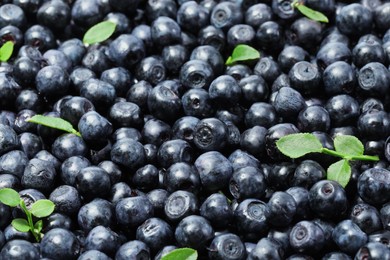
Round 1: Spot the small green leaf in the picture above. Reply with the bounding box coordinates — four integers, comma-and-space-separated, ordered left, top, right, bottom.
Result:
11, 218, 30, 232
83, 21, 116, 45
161, 248, 198, 260
0, 188, 20, 207
27, 115, 80, 136
334, 135, 364, 157
295, 3, 329, 23
34, 220, 43, 233
0, 41, 14, 62
276, 133, 323, 159
30, 200, 55, 218
225, 44, 260, 66
327, 159, 351, 188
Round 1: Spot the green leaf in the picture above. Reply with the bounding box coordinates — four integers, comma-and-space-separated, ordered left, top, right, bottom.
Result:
0, 188, 20, 207
161, 248, 198, 260
83, 21, 117, 45
27, 115, 80, 136
34, 220, 43, 233
225, 44, 260, 65
295, 3, 329, 23
0, 41, 14, 62
11, 218, 31, 232
276, 133, 323, 159
334, 135, 364, 157
30, 200, 55, 218
327, 159, 351, 188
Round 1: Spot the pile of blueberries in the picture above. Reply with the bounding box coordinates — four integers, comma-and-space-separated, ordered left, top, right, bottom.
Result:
1, 0, 390, 259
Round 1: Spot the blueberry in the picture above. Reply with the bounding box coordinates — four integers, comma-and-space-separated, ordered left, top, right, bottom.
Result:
355, 242, 390, 260
75, 166, 111, 200
174, 215, 214, 250
78, 111, 113, 149
191, 45, 224, 76
77, 198, 114, 233
115, 240, 150, 260
180, 59, 214, 89
60, 156, 91, 186
78, 250, 111, 260
199, 193, 233, 230
273, 86, 306, 119
255, 21, 285, 54
195, 151, 233, 192
84, 225, 121, 257
115, 195, 154, 228
42, 213, 73, 232
80, 79, 116, 112
151, 16, 181, 47
291, 160, 326, 189
164, 162, 200, 193
289, 61, 322, 96
325, 94, 360, 127
247, 237, 284, 260
40, 228, 80, 260
336, 3, 373, 38
24, 24, 56, 52
49, 185, 81, 216
266, 191, 297, 227
142, 118, 171, 147
358, 62, 390, 97
177, 1, 209, 33
147, 85, 182, 123
108, 34, 145, 69
136, 218, 173, 253
254, 56, 281, 84
208, 233, 246, 260
245, 3, 272, 28
146, 188, 169, 217
0, 150, 28, 179
51, 134, 88, 162
82, 47, 112, 75
316, 42, 352, 69
332, 219, 368, 255
290, 220, 326, 254
209, 75, 242, 106
234, 199, 269, 241
0, 239, 40, 260
111, 138, 145, 171
101, 67, 132, 99
271, 0, 297, 20
309, 180, 348, 220
164, 190, 198, 223
288, 18, 323, 52
145, 0, 177, 22
350, 203, 383, 235
210, 2, 243, 32
358, 167, 390, 206
229, 166, 266, 200
21, 158, 56, 192
198, 25, 226, 52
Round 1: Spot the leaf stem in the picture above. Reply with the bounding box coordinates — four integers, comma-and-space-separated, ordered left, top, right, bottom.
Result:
320, 148, 345, 159
349, 154, 380, 162
20, 200, 40, 242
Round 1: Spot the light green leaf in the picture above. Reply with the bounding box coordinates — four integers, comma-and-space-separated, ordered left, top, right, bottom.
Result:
327, 159, 351, 188
30, 200, 55, 218
83, 21, 117, 45
34, 220, 43, 233
27, 115, 80, 136
276, 133, 323, 159
0, 41, 14, 62
334, 135, 364, 157
161, 248, 198, 260
295, 3, 329, 23
0, 188, 20, 207
11, 218, 30, 232
225, 44, 260, 66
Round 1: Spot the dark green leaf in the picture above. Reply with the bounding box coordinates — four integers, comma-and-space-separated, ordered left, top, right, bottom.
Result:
34, 220, 43, 233
225, 44, 260, 65
11, 218, 30, 232
327, 159, 351, 188
334, 135, 364, 157
83, 21, 116, 45
30, 200, 55, 218
0, 41, 14, 62
0, 188, 20, 207
276, 133, 323, 159
295, 4, 329, 23
161, 248, 198, 260
27, 115, 80, 136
